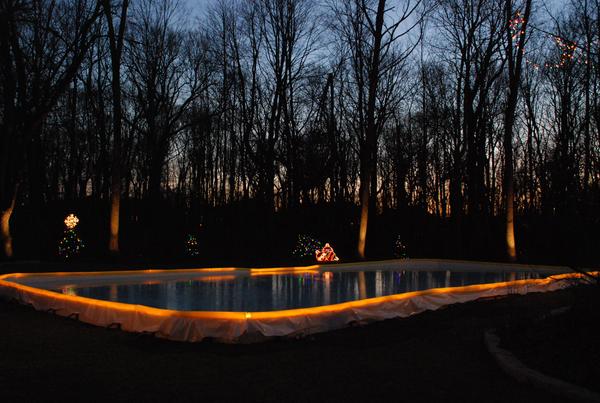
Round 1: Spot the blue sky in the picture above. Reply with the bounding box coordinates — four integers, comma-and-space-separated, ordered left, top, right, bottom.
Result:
182, 0, 565, 31
183, 0, 211, 20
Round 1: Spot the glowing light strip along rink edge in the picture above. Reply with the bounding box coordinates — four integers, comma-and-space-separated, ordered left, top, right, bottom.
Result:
0, 260, 596, 343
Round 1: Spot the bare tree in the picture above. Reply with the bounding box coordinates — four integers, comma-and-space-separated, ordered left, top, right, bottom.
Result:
433, 0, 506, 254
332, 0, 422, 258
102, 0, 129, 256
503, 0, 532, 261
0, 0, 102, 258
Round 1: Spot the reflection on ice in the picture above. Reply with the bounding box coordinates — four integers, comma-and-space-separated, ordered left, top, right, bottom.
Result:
56, 269, 541, 312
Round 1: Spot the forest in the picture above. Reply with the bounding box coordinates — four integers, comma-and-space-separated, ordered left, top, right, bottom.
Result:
0, 0, 599, 265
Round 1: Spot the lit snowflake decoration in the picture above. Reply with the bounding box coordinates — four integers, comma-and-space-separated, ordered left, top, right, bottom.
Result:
64, 214, 79, 229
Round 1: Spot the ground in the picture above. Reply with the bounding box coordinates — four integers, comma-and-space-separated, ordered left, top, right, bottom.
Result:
1, 284, 592, 402
500, 284, 600, 394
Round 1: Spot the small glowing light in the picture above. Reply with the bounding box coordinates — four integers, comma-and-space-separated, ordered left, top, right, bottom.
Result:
293, 234, 322, 259
394, 235, 409, 259
61, 286, 77, 296
245, 312, 252, 319
64, 214, 79, 229
315, 243, 340, 262
185, 234, 200, 257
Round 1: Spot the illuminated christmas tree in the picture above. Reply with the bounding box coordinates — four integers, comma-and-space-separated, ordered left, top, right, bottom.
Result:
394, 235, 408, 259
293, 234, 322, 259
185, 234, 200, 257
58, 214, 85, 259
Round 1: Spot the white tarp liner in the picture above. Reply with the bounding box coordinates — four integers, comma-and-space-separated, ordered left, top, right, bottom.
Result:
0, 260, 593, 343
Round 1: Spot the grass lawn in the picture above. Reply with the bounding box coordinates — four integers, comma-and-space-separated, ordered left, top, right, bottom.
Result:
1, 281, 590, 402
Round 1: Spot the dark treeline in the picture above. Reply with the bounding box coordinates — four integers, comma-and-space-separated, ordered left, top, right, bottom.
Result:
1, 0, 599, 265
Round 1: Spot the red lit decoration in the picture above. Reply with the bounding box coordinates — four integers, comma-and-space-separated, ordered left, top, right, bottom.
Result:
315, 243, 339, 262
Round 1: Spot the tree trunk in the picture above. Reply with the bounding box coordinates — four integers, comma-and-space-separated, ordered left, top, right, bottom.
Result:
358, 156, 370, 258
1, 185, 17, 258
503, 0, 531, 262
103, 0, 129, 256
357, 0, 386, 259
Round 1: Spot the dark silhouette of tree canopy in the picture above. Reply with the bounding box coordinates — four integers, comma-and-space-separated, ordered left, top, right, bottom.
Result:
1, 0, 599, 265
1, 0, 103, 257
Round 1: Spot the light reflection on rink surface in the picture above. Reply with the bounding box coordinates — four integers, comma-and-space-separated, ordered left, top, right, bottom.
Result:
55, 269, 542, 312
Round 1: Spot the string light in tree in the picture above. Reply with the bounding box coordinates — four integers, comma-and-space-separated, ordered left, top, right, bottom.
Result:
510, 11, 526, 42
549, 35, 579, 68
524, 35, 579, 70
509, 11, 592, 71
